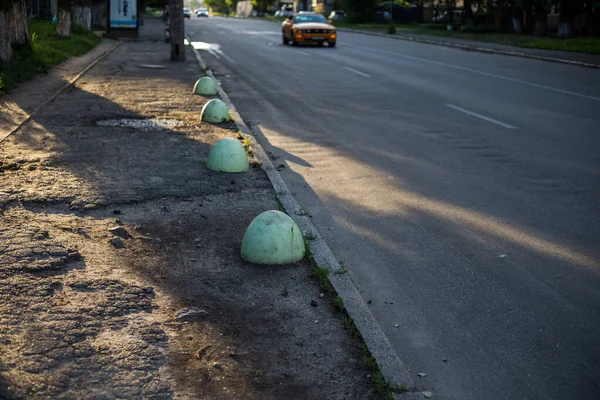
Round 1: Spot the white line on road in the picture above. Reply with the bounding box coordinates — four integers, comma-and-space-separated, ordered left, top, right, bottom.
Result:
207, 49, 220, 59
446, 104, 518, 129
297, 50, 312, 56
343, 44, 600, 101
344, 66, 370, 78
214, 49, 236, 64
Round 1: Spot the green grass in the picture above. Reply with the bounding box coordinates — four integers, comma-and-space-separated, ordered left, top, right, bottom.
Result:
417, 27, 600, 55
142, 7, 163, 17
0, 19, 101, 94
211, 12, 236, 17
304, 243, 398, 399
337, 20, 600, 55
303, 232, 317, 241
331, 21, 391, 31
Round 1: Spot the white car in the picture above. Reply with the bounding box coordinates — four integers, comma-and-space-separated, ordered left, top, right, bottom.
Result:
274, 6, 293, 18
197, 8, 209, 17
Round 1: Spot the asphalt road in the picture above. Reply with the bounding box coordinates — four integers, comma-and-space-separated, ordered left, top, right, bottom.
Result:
186, 17, 600, 400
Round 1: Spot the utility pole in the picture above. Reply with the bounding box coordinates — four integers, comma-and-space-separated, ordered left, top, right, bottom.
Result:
169, 0, 185, 61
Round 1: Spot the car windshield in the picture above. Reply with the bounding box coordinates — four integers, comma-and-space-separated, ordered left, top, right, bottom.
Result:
294, 15, 327, 24
199, 8, 207, 11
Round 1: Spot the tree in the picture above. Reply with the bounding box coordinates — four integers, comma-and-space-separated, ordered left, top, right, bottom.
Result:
226, 0, 239, 15
443, 0, 456, 25
557, 0, 576, 37
0, 1, 14, 63
0, 0, 29, 63
57, 0, 72, 37
73, 0, 92, 31
532, 0, 552, 36
341, 0, 376, 23
251, 0, 269, 15
205, 0, 228, 13
464, 0, 474, 26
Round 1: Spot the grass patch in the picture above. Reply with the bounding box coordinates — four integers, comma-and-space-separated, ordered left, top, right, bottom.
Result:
332, 21, 390, 31
0, 19, 101, 95
212, 12, 236, 17
359, 342, 393, 399
333, 295, 345, 312
303, 232, 317, 241
304, 243, 397, 399
335, 19, 600, 55
517, 36, 600, 54
419, 27, 600, 54
142, 7, 163, 17
310, 265, 334, 293
393, 24, 600, 55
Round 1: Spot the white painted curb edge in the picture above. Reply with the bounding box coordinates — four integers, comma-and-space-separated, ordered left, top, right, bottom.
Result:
187, 37, 415, 393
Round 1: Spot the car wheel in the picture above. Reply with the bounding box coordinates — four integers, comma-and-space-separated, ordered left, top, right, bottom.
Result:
329, 41, 336, 48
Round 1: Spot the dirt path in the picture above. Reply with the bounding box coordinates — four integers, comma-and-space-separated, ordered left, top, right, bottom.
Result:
0, 23, 379, 400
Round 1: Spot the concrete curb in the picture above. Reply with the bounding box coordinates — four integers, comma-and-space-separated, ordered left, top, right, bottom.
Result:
337, 27, 600, 69
187, 37, 415, 393
0, 40, 123, 144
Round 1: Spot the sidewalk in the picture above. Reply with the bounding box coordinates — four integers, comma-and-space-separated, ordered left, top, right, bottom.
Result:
0, 19, 379, 399
338, 27, 600, 68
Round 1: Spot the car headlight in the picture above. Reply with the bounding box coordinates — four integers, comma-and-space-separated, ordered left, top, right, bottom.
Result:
330, 29, 335, 33
297, 29, 303, 34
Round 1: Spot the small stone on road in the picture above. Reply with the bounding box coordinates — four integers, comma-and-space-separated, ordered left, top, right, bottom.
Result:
109, 237, 125, 248
175, 307, 208, 322
108, 226, 129, 238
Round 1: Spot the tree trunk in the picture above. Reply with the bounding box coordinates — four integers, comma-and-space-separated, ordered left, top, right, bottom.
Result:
57, 0, 71, 38
8, 0, 29, 46
534, 17, 547, 36
558, 0, 575, 38
73, 4, 92, 30
169, 0, 185, 61
494, 3, 503, 31
91, 0, 106, 29
0, 10, 13, 63
464, 0, 474, 26
512, 3, 523, 34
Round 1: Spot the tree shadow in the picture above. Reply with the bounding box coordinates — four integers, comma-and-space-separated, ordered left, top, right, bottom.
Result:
0, 40, 377, 398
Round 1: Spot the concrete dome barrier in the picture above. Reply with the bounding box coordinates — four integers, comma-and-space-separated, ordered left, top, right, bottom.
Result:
241, 210, 305, 265
193, 77, 218, 96
206, 137, 249, 172
201, 99, 231, 123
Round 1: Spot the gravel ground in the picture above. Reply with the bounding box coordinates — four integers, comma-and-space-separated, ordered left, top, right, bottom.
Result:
0, 21, 380, 400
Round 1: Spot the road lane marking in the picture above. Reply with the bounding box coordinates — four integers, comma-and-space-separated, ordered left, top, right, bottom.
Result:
297, 50, 311, 56
215, 49, 236, 64
446, 104, 517, 129
243, 31, 279, 35
344, 66, 370, 78
343, 43, 600, 101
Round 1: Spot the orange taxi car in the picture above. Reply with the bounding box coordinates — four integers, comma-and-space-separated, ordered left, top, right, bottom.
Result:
282, 12, 337, 47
